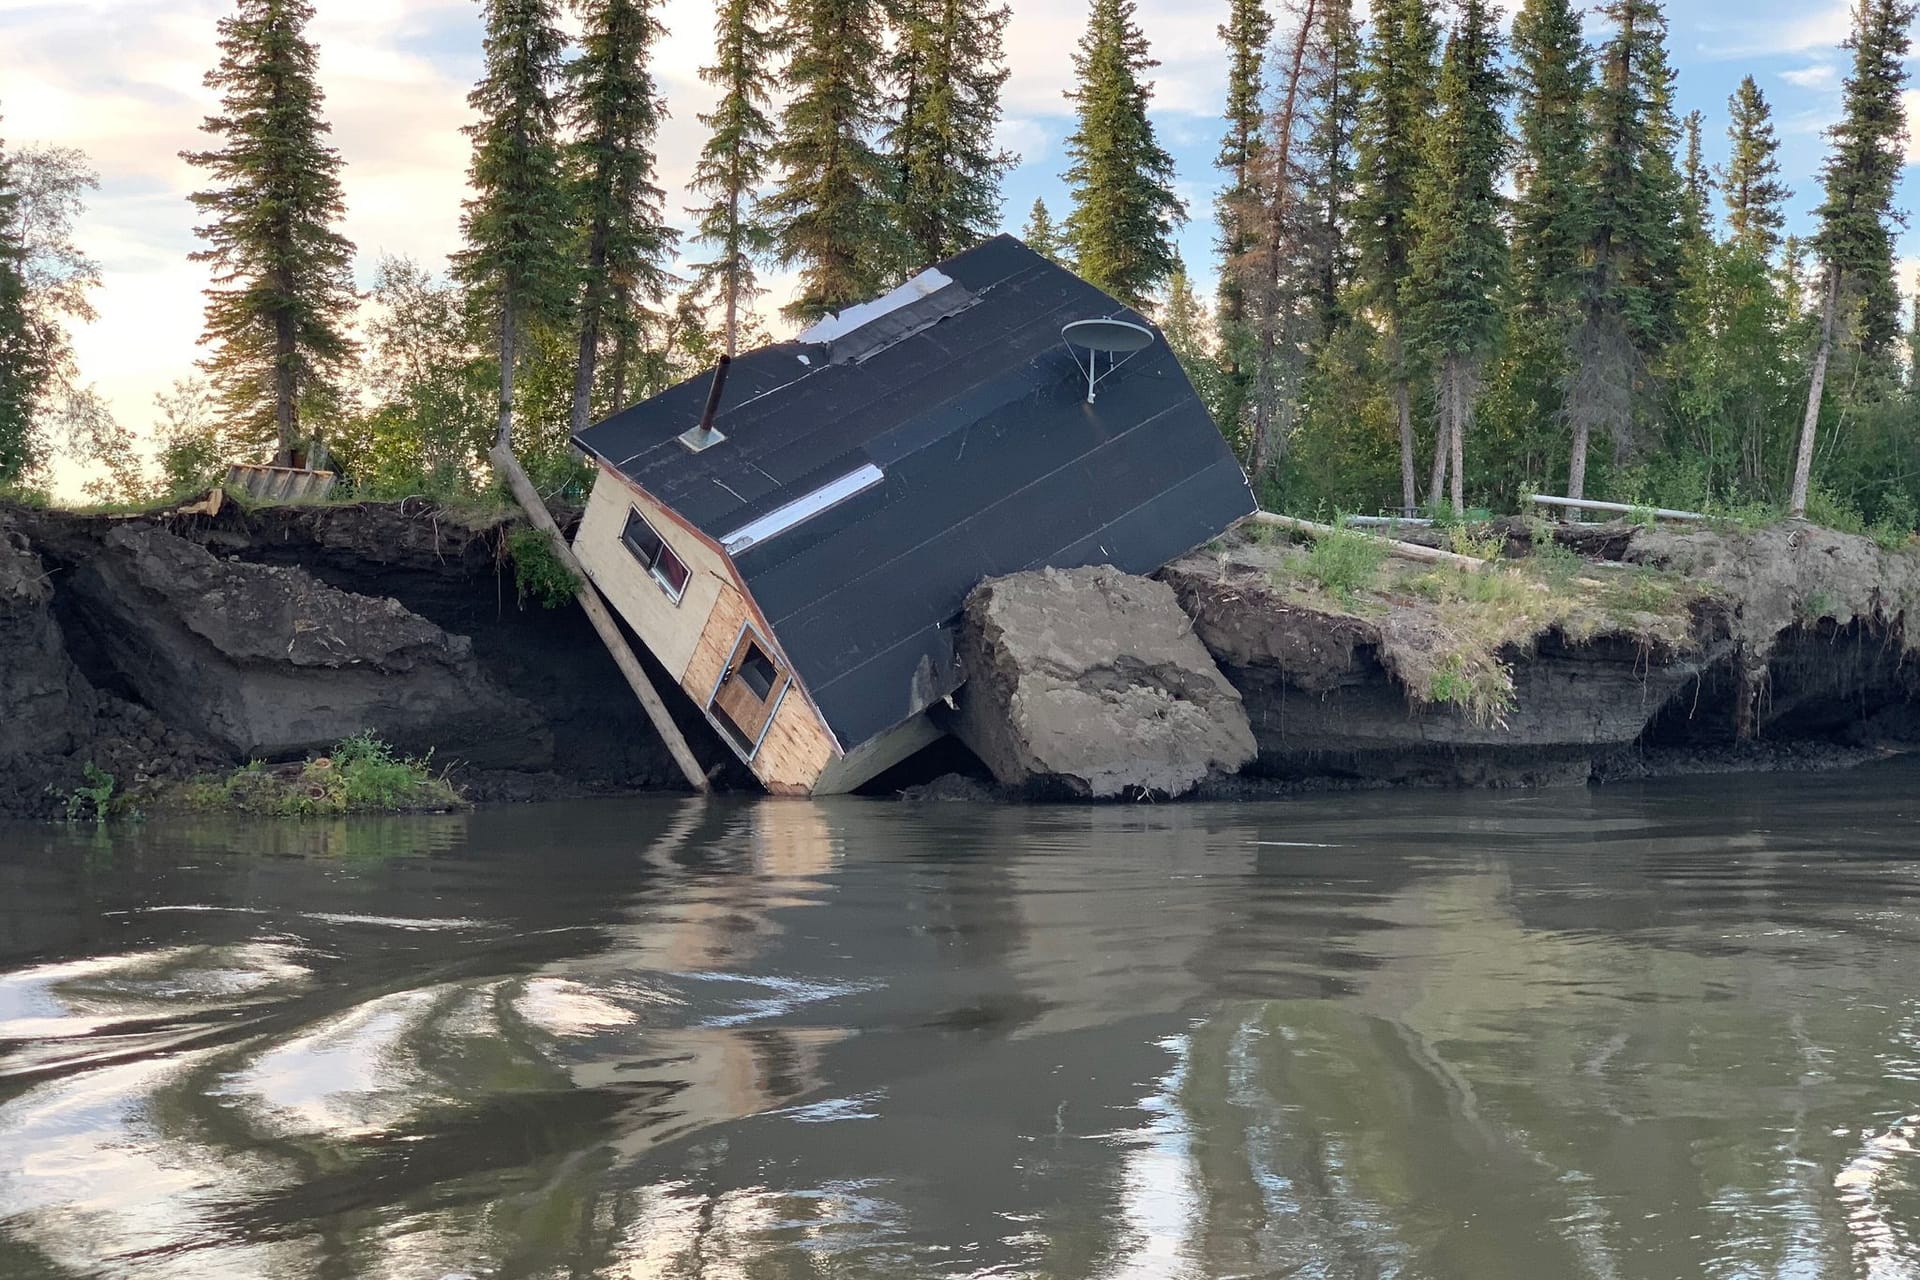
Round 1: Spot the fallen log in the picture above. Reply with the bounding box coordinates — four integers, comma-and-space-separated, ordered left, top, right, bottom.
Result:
1246, 510, 1490, 571
490, 442, 709, 792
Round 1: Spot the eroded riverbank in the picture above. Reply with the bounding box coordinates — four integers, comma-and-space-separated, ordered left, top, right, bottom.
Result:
1, 498, 1916, 816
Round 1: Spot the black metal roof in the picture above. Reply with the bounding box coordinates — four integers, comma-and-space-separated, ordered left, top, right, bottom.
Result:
573, 235, 1255, 750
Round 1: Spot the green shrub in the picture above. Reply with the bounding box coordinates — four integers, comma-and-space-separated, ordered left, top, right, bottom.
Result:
1303, 526, 1389, 600
505, 525, 581, 609
62, 763, 117, 823
175, 734, 465, 817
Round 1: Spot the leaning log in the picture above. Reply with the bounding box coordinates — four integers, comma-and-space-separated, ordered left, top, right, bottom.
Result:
489, 442, 710, 792
1245, 511, 1490, 571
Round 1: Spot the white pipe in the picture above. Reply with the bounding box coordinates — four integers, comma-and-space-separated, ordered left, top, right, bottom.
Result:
1526, 494, 1707, 522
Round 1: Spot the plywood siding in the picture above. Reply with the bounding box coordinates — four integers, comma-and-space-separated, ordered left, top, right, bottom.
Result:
686, 587, 838, 795
573, 469, 731, 682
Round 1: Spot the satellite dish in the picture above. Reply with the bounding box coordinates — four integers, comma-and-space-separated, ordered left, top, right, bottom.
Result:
1061, 318, 1156, 402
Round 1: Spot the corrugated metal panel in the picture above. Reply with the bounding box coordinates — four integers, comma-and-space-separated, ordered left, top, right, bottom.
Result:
226, 464, 337, 504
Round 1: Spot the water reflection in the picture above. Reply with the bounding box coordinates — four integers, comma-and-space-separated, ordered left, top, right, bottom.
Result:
0, 769, 1917, 1277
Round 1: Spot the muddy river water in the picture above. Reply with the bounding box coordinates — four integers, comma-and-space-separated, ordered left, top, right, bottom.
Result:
3, 764, 1920, 1278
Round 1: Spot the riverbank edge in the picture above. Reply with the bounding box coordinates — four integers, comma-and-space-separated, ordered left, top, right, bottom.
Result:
2, 499, 1916, 820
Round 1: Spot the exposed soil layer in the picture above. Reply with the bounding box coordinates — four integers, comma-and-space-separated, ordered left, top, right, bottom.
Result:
1, 501, 743, 819
1162, 520, 1920, 789
3, 500, 1916, 818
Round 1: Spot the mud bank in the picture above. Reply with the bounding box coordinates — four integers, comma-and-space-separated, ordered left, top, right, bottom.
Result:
1162, 521, 1920, 789
1, 501, 1915, 818
0, 501, 745, 820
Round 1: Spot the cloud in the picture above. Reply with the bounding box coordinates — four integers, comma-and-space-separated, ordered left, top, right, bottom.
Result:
1698, 2, 1852, 59
1780, 63, 1840, 91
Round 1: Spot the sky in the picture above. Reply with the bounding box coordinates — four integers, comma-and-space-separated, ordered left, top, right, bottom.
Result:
0, 0, 1915, 495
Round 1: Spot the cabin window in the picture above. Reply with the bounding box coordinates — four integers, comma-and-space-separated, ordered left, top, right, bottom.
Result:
709, 628, 790, 757
621, 509, 689, 602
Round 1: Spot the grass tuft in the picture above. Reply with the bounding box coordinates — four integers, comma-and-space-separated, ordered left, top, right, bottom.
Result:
173, 733, 466, 817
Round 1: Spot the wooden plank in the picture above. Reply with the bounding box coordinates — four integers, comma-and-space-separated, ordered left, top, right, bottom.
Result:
1245, 511, 1490, 571
489, 442, 709, 792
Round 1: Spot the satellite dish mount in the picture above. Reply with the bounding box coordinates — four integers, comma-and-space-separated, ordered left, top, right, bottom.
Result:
1061, 318, 1155, 403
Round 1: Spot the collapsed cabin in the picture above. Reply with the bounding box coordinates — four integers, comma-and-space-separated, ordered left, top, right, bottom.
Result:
569, 235, 1254, 795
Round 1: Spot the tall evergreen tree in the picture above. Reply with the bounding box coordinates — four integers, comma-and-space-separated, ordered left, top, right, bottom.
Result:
1791, 0, 1916, 517
1509, 0, 1590, 314
1406, 0, 1507, 514
1563, 0, 1684, 500
1062, 0, 1186, 308
1717, 76, 1789, 258
886, 0, 1014, 270
686, 0, 780, 355
565, 0, 675, 432
1353, 0, 1439, 512
455, 0, 574, 452
0, 123, 38, 484
767, 0, 895, 321
1304, 0, 1363, 341
1681, 109, 1713, 242
1214, 0, 1274, 436
1022, 196, 1066, 262
182, 0, 357, 462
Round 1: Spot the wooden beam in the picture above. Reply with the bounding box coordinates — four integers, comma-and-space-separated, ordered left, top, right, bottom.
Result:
1526, 494, 1706, 522
490, 443, 710, 792
1246, 510, 1491, 571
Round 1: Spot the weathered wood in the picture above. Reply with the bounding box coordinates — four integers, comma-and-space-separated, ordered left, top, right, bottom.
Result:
1344, 514, 1433, 529
1526, 494, 1706, 522
489, 442, 709, 792
1246, 510, 1490, 571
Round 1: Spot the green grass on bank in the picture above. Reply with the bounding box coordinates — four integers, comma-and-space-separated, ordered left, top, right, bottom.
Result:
168, 733, 466, 818
1233, 517, 1703, 729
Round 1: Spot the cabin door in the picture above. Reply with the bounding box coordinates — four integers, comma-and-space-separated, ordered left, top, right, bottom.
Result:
709, 628, 790, 756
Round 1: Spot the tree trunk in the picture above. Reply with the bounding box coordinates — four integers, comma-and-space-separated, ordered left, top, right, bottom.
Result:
496, 301, 517, 451
609, 284, 632, 412
1567, 417, 1590, 506
1790, 269, 1840, 519
1426, 391, 1449, 512
723, 185, 743, 357
275, 292, 298, 466
1449, 366, 1466, 517
1394, 376, 1416, 515
570, 302, 600, 440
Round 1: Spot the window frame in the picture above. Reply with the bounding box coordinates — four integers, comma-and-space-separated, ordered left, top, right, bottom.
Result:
620, 508, 690, 604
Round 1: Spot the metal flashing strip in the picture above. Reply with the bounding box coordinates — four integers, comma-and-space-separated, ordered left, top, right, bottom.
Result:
721, 463, 885, 554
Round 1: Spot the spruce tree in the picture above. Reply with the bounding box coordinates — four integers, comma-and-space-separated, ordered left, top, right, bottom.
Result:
1304, 0, 1363, 339
455, 0, 574, 452
182, 0, 357, 463
1214, 0, 1273, 435
1022, 197, 1066, 262
767, 0, 895, 321
1353, 0, 1439, 512
1717, 76, 1789, 258
686, 0, 780, 355
0, 124, 38, 484
1509, 0, 1590, 315
1563, 0, 1684, 501
1791, 0, 1916, 517
886, 0, 1014, 270
1062, 0, 1186, 308
1681, 109, 1713, 243
1406, 0, 1507, 514
565, 0, 675, 432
